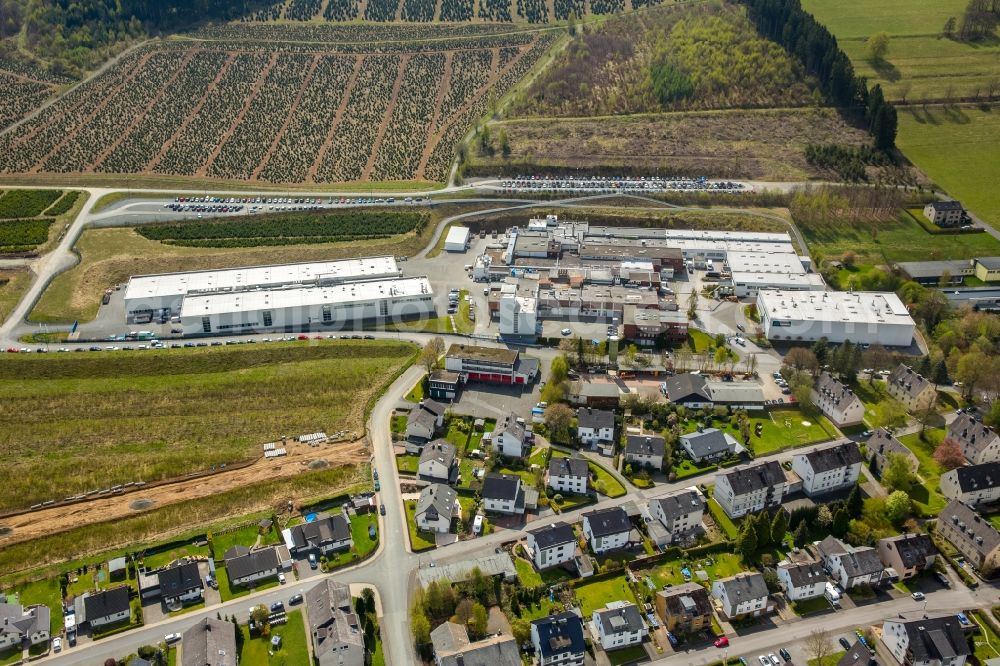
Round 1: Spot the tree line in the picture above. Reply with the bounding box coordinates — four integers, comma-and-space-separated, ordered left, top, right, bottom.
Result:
737, 0, 898, 149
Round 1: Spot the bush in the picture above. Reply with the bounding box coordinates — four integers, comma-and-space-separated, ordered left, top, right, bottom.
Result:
0, 218, 54, 252
0, 190, 62, 218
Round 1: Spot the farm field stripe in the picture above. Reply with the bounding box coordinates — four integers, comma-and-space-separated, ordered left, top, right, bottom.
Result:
417, 42, 528, 175
362, 55, 412, 181
395, 0, 405, 21
23, 51, 157, 172
307, 54, 365, 183
433, 0, 443, 20
197, 51, 280, 178
0, 69, 58, 87
251, 54, 323, 181
144, 52, 238, 173
416, 51, 454, 181
86, 49, 198, 174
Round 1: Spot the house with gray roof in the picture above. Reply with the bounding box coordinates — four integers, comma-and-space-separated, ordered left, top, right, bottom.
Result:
662, 374, 712, 408
547, 456, 589, 495
924, 199, 967, 226
576, 407, 615, 447
839, 640, 884, 666
941, 461, 1000, 505
881, 614, 970, 666
624, 434, 665, 471
812, 371, 865, 428
492, 412, 529, 458
713, 460, 787, 519
414, 483, 459, 533
867, 428, 918, 477
223, 545, 280, 587
482, 473, 537, 515
418, 440, 458, 484
430, 622, 520, 666
591, 602, 647, 651
948, 413, 1000, 465
406, 400, 447, 443
649, 487, 704, 544
181, 617, 237, 666
886, 364, 937, 414
582, 507, 632, 554
305, 579, 364, 666
288, 513, 353, 555
156, 561, 203, 606
936, 499, 1000, 576
897, 259, 973, 285
527, 522, 577, 571
776, 559, 826, 601
0, 602, 50, 650
791, 440, 862, 496
822, 539, 884, 590
680, 428, 739, 463
711, 572, 770, 619
83, 586, 131, 628
877, 533, 936, 580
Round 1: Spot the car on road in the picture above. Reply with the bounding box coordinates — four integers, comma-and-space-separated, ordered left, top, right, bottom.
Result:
561, 328, 572, 335
289, 593, 304, 605
308, 553, 318, 570
165, 633, 181, 644
768, 654, 780, 666
374, 480, 381, 491
758, 656, 770, 666
278, 572, 286, 584
911, 591, 925, 601
714, 637, 729, 648
779, 648, 791, 662
53, 637, 62, 652
380, 503, 386, 515
270, 601, 284, 612
839, 637, 852, 650
736, 324, 745, 332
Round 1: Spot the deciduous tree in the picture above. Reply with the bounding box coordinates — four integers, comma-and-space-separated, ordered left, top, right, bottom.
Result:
934, 437, 967, 470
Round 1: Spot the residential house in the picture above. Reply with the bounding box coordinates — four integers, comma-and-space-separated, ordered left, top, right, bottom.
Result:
0, 603, 49, 650
881, 615, 970, 666
414, 484, 459, 533
531, 611, 586, 666
624, 434, 665, 471
157, 561, 203, 606
680, 428, 739, 464
649, 487, 704, 544
812, 372, 865, 428
305, 579, 365, 666
582, 507, 632, 554
791, 440, 863, 497
288, 514, 353, 555
181, 617, 237, 666
839, 641, 884, 666
704, 381, 766, 410
662, 374, 712, 409
776, 559, 826, 601
547, 456, 589, 495
568, 381, 622, 409
223, 545, 280, 587
713, 460, 787, 519
936, 499, 1000, 575
817, 536, 884, 590
867, 428, 919, 476
492, 412, 529, 458
406, 399, 447, 443
526, 522, 577, 571
655, 583, 713, 635
482, 473, 536, 515
83, 586, 131, 628
428, 370, 461, 401
444, 344, 538, 385
941, 462, 1000, 505
886, 364, 937, 413
576, 408, 615, 447
711, 573, 770, 620
418, 440, 458, 484
877, 534, 937, 580
975, 257, 1000, 282
948, 414, 1000, 464
591, 603, 648, 652
430, 622, 520, 666
923, 200, 966, 227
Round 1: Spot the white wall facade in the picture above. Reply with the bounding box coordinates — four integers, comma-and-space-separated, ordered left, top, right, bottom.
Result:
775, 568, 825, 601
791, 457, 861, 496
548, 473, 587, 495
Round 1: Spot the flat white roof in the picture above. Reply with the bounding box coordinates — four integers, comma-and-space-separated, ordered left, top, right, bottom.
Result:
179, 276, 431, 317
585, 227, 791, 243
445, 226, 470, 244
757, 290, 914, 325
672, 239, 798, 255
125, 257, 400, 301
727, 252, 807, 275
731, 272, 826, 289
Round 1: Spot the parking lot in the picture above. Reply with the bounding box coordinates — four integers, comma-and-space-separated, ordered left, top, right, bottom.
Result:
494, 175, 750, 195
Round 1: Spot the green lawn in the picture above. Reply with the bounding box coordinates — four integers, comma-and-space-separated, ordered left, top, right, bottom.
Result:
143, 542, 211, 570
212, 524, 279, 562
325, 515, 379, 570
458, 458, 480, 487
608, 645, 649, 665
404, 500, 437, 552
673, 458, 718, 480
391, 414, 408, 434
635, 551, 745, 590
972, 611, 1000, 662
748, 410, 838, 455
573, 574, 639, 616
707, 497, 739, 540
515, 557, 544, 588
498, 465, 539, 489
0, 649, 22, 666
791, 596, 832, 615
444, 418, 473, 449
396, 453, 420, 474
405, 376, 425, 403
215, 564, 248, 602
240, 609, 309, 666
899, 428, 948, 514
14, 576, 63, 633
688, 330, 716, 353
553, 450, 626, 498
807, 652, 845, 666
852, 380, 909, 430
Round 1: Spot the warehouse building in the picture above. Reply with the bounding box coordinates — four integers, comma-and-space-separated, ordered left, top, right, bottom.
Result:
179, 276, 433, 335
444, 226, 471, 253
124, 257, 400, 322
756, 289, 915, 346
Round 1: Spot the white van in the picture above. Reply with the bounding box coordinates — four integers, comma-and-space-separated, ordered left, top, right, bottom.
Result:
824, 582, 841, 605
472, 514, 484, 535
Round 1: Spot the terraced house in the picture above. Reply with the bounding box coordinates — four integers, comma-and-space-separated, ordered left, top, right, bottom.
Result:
877, 534, 937, 580
940, 462, 1000, 505
885, 364, 937, 413
713, 460, 787, 519
936, 500, 1000, 576
948, 414, 1000, 464
817, 536, 885, 590
776, 559, 826, 601
791, 440, 862, 496
811, 371, 865, 428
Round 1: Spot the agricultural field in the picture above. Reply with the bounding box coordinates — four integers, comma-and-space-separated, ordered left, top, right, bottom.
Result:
0, 189, 83, 255
0, 58, 69, 131
0, 27, 556, 186
0, 340, 414, 513
474, 108, 872, 180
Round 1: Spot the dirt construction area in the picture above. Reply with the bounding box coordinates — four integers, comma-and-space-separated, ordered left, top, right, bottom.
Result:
0, 438, 368, 548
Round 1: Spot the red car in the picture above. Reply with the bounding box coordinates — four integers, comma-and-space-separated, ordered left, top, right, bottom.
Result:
5, 347, 19, 353
714, 637, 730, 648
297, 334, 309, 340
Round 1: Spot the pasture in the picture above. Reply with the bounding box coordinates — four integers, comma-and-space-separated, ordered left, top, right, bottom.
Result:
0, 26, 554, 186
0, 341, 414, 512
